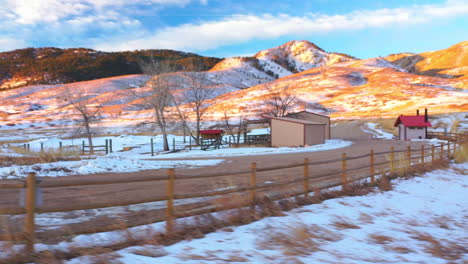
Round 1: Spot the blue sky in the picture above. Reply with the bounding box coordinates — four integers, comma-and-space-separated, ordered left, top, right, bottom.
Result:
0, 0, 466, 59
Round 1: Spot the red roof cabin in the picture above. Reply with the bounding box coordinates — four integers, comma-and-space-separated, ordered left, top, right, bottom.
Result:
394, 109, 432, 140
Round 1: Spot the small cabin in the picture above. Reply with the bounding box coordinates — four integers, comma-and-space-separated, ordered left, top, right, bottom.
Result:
270, 116, 326, 147
394, 109, 432, 140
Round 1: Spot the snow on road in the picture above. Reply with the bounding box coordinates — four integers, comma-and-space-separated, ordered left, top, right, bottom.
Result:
150, 139, 352, 159
362, 123, 394, 139
0, 132, 352, 179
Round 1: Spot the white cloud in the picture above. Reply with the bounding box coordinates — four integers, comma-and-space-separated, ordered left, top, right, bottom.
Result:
0, 0, 200, 25
94, 0, 468, 52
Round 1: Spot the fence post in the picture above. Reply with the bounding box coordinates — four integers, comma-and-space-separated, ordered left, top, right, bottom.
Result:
25, 172, 36, 256
166, 168, 175, 234
406, 146, 411, 169
304, 158, 309, 197
59, 142, 62, 154
105, 139, 109, 155
151, 138, 154, 156
40, 143, 44, 153
250, 162, 257, 207
27, 144, 30, 152
370, 149, 375, 185
421, 145, 425, 165
82, 140, 85, 155
431, 145, 435, 166
173, 137, 176, 151
447, 141, 451, 159
341, 153, 348, 190
390, 147, 395, 174
440, 143, 444, 161
109, 139, 113, 153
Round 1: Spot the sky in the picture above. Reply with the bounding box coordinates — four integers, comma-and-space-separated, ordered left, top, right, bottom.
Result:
0, 0, 467, 59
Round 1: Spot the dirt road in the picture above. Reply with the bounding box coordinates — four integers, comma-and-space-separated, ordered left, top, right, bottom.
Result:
0, 123, 429, 241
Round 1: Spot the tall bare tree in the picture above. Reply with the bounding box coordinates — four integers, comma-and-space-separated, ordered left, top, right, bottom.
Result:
138, 58, 176, 151
172, 61, 218, 145
184, 70, 217, 144
63, 88, 102, 154
261, 85, 298, 117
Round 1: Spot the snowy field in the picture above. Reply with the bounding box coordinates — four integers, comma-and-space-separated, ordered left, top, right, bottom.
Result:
82, 163, 468, 263
2, 162, 465, 263
0, 129, 352, 179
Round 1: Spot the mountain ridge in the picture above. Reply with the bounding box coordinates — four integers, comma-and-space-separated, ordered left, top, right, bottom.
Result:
0, 47, 222, 90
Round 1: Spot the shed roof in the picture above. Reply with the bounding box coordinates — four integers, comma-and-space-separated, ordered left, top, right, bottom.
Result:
200, 129, 224, 134
285, 110, 330, 119
270, 116, 326, 125
394, 115, 432, 127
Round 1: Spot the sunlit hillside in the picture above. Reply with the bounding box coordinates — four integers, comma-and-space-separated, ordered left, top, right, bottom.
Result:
385, 41, 468, 78
0, 41, 466, 131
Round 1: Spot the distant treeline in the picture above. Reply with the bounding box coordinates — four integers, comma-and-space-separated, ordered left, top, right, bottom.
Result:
0, 47, 222, 89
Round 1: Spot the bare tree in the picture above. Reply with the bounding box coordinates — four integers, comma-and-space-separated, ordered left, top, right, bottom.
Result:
261, 85, 298, 117
138, 58, 177, 151
63, 88, 102, 154
221, 110, 244, 145
172, 61, 218, 145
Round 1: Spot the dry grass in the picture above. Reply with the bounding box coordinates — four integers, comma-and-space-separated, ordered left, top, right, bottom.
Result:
258, 223, 342, 256
409, 231, 468, 260
454, 143, 468, 163
330, 216, 361, 230
5, 146, 81, 164
368, 234, 394, 245
377, 173, 393, 191
450, 119, 460, 133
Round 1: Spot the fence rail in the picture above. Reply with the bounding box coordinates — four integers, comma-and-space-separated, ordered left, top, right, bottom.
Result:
0, 133, 465, 256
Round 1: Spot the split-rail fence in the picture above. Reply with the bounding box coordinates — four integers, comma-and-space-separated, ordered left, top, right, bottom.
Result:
0, 132, 466, 255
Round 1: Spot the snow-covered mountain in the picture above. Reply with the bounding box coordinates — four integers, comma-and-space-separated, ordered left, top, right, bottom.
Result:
206, 40, 355, 89
255, 40, 355, 75
0, 41, 466, 131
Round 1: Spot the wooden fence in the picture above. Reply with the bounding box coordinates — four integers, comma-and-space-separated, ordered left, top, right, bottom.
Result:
0, 134, 466, 255
427, 131, 468, 142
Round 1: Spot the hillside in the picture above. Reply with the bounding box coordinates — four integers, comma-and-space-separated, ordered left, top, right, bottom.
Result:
385, 41, 468, 78
205, 57, 468, 120
0, 40, 466, 130
0, 47, 221, 90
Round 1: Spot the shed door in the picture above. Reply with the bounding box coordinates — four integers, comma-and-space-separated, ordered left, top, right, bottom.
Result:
304, 125, 325, 146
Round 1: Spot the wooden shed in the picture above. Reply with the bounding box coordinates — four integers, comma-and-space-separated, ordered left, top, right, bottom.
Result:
285, 110, 331, 139
270, 116, 326, 147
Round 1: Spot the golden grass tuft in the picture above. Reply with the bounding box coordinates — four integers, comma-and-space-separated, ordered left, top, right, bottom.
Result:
331, 216, 361, 230
453, 143, 468, 163
409, 231, 467, 260
6, 146, 81, 164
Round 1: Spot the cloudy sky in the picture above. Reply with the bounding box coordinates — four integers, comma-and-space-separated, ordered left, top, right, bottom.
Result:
0, 0, 467, 58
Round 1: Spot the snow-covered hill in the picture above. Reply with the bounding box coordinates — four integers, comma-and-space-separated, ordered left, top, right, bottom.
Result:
255, 40, 355, 74
0, 41, 466, 132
